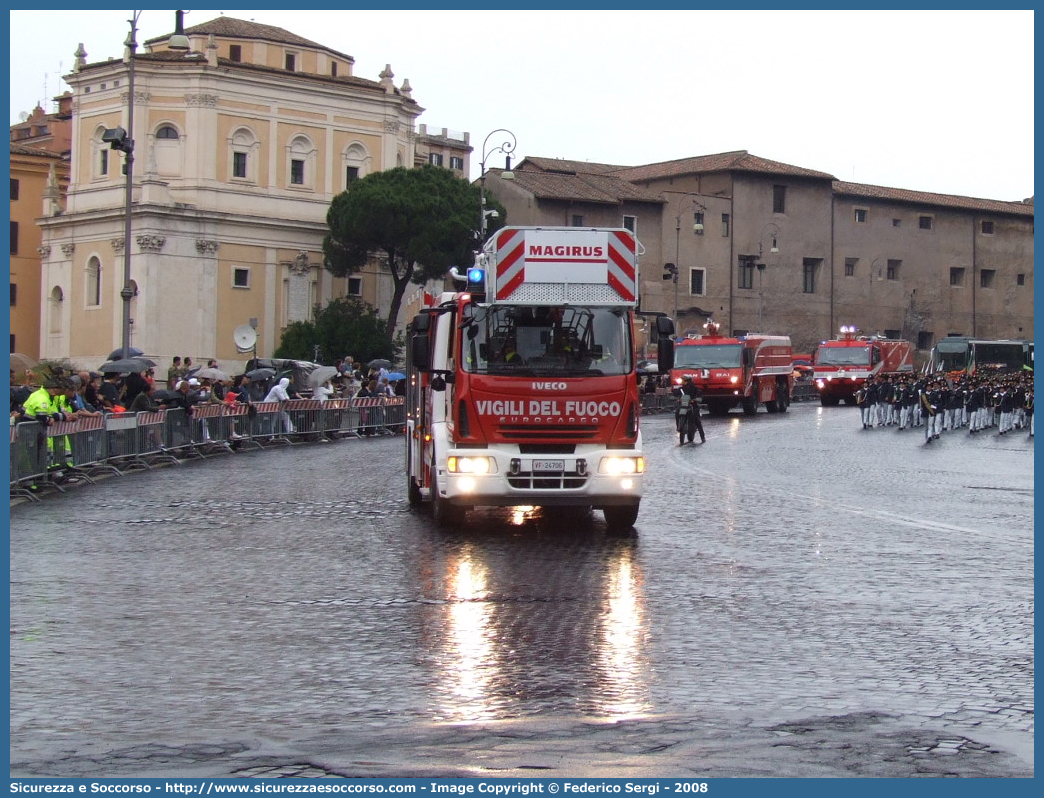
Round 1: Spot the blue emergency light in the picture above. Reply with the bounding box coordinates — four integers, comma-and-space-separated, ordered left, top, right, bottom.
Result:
467, 267, 485, 284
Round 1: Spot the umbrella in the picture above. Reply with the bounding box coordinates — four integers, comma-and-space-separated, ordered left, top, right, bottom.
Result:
153, 389, 180, 405
107, 347, 145, 360
9, 353, 38, 373
245, 367, 276, 380
386, 371, 406, 382
195, 367, 232, 382
308, 366, 339, 387
367, 358, 393, 370
100, 357, 152, 374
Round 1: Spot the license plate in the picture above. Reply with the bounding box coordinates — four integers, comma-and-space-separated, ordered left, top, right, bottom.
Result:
532, 459, 564, 473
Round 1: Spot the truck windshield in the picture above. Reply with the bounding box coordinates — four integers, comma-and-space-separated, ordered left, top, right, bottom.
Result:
674, 343, 742, 368
460, 305, 633, 376
815, 345, 870, 367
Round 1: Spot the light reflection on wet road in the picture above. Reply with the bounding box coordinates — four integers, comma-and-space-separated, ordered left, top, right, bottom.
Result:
9, 403, 1034, 777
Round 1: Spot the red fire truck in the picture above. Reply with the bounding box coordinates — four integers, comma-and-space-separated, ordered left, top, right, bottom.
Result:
406, 227, 674, 530
670, 322, 794, 416
812, 327, 914, 406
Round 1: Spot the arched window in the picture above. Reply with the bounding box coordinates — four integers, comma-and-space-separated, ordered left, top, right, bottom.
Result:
93, 126, 111, 180
228, 127, 258, 183
86, 256, 102, 307
48, 286, 63, 334
156, 125, 179, 139
343, 142, 371, 190
153, 123, 183, 176
286, 134, 316, 190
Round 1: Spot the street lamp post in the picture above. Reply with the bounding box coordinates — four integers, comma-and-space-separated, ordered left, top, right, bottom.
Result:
662, 192, 707, 328
478, 128, 517, 241
118, 12, 141, 361
109, 11, 189, 360
756, 223, 781, 331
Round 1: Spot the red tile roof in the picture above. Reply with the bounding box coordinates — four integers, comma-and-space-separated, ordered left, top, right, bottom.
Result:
10, 143, 65, 159
520, 157, 631, 176
495, 168, 663, 206
612, 150, 836, 182
145, 16, 354, 62
833, 181, 1034, 217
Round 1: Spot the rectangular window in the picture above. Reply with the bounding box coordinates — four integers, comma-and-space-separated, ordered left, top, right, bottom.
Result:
10, 178, 19, 200
347, 277, 362, 297
285, 53, 296, 71
428, 153, 443, 166
892, 218, 901, 227
290, 159, 305, 185
844, 257, 858, 277
917, 331, 934, 350
229, 44, 241, 62
571, 215, 584, 227
100, 149, 108, 175
450, 156, 464, 171
622, 215, 637, 233
9, 221, 17, 254
980, 268, 996, 288
772, 184, 786, 214
330, 62, 338, 77
854, 208, 868, 223
949, 267, 965, 286
233, 151, 247, 179
918, 215, 933, 230
10, 282, 16, 306
233, 267, 250, 288
981, 220, 994, 235
738, 258, 754, 290
1017, 273, 1025, 286
886, 259, 901, 280
721, 213, 730, 237
345, 166, 359, 185
884, 329, 901, 340
689, 268, 705, 296
802, 258, 817, 293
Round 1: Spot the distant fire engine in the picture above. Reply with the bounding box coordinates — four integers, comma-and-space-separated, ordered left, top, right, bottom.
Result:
813, 326, 913, 406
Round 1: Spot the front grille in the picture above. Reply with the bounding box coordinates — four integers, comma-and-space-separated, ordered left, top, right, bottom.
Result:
518, 444, 576, 454
498, 425, 600, 441
507, 471, 589, 490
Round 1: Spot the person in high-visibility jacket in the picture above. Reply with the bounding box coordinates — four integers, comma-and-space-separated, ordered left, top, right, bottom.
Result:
22, 376, 75, 467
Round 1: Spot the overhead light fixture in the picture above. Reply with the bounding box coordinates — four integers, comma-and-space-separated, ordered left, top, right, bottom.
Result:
168, 10, 190, 51
770, 237, 779, 254
502, 155, 514, 180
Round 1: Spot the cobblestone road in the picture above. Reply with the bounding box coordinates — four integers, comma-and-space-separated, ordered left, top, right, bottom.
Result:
9, 403, 1034, 778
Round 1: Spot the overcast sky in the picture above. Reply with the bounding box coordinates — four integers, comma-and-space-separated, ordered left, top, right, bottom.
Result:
9, 9, 1034, 202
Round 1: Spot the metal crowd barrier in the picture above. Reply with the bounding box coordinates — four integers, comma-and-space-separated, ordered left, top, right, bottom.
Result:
10, 396, 408, 501
791, 380, 818, 402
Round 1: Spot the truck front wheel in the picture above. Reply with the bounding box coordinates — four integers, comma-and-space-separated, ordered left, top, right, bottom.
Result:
431, 470, 466, 528
603, 504, 639, 531
742, 396, 758, 415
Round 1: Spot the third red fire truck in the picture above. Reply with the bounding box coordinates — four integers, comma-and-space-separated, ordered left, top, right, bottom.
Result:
670, 322, 794, 416
812, 326, 914, 406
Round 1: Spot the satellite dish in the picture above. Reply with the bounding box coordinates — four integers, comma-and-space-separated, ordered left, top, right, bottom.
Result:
233, 324, 257, 352
18, 112, 29, 122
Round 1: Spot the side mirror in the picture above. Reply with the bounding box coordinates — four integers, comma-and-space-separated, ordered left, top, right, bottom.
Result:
656, 315, 676, 337
657, 337, 674, 373
411, 335, 431, 372
411, 312, 431, 333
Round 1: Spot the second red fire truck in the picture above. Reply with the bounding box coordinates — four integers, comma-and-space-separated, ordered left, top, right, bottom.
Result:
670, 322, 794, 416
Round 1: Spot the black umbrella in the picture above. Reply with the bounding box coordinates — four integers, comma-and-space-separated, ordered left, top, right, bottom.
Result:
153, 389, 180, 405
107, 347, 145, 360
367, 358, 393, 370
245, 367, 276, 380
100, 357, 152, 374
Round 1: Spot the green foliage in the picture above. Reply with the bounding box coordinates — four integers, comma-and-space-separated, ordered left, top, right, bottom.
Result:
322, 164, 505, 339
274, 298, 400, 365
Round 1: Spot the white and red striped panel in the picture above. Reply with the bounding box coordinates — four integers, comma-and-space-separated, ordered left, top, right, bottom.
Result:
492, 228, 637, 303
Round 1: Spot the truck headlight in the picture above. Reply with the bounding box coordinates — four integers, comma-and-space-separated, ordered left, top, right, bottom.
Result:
447, 456, 494, 474
599, 456, 645, 475
730, 376, 739, 384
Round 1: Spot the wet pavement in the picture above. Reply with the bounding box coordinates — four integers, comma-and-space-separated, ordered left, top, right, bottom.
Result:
9, 403, 1034, 777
